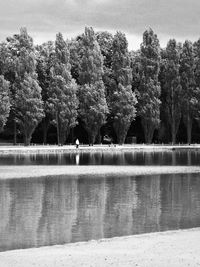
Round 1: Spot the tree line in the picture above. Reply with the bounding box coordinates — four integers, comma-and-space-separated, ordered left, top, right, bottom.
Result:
1, 26, 200, 145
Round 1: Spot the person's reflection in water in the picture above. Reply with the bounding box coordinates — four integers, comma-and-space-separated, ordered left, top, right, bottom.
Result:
76, 153, 80, 165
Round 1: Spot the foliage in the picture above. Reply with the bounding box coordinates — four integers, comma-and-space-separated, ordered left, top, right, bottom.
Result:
47, 33, 78, 145
136, 28, 161, 143
180, 40, 200, 143
96, 31, 114, 97
15, 74, 44, 145
110, 31, 137, 144
5, 28, 44, 145
159, 39, 182, 144
2, 26, 200, 144
0, 76, 10, 132
78, 81, 108, 144
35, 41, 54, 143
78, 27, 104, 85
110, 84, 137, 144
77, 27, 108, 143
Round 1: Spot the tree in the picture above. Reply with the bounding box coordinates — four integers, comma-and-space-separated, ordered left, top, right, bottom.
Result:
180, 40, 199, 144
111, 83, 137, 144
0, 42, 10, 76
15, 74, 44, 145
36, 41, 54, 144
96, 31, 114, 97
47, 33, 78, 145
0, 76, 10, 132
77, 27, 108, 144
160, 39, 182, 144
137, 28, 161, 143
193, 39, 200, 132
110, 32, 137, 144
79, 81, 108, 144
6, 28, 44, 145
78, 27, 104, 85
0, 38, 19, 144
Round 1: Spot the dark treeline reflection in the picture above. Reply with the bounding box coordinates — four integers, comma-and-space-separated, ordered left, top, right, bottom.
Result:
1, 173, 200, 251
0, 150, 200, 166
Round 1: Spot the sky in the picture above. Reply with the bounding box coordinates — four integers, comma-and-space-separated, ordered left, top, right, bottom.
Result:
1, 0, 200, 50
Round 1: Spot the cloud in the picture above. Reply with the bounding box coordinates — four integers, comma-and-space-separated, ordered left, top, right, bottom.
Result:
1, 0, 200, 50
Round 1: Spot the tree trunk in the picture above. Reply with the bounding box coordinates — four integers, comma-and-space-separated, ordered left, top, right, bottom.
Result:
42, 117, 50, 144
119, 135, 126, 145
56, 113, 60, 145
114, 121, 130, 145
70, 127, 74, 144
13, 119, 17, 145
171, 94, 176, 145
117, 131, 127, 145
142, 119, 155, 144
171, 117, 176, 145
95, 129, 101, 144
187, 115, 192, 144
24, 131, 32, 146
88, 132, 96, 145
60, 126, 68, 146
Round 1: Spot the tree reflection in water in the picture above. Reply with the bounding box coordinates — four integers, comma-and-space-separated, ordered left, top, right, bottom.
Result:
0, 172, 200, 251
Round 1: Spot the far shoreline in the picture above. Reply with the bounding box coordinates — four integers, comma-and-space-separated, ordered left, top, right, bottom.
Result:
0, 143, 200, 154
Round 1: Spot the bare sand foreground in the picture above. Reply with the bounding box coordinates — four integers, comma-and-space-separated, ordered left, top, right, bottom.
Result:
0, 228, 200, 267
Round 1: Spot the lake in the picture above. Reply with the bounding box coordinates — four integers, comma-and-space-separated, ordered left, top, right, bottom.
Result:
0, 150, 200, 251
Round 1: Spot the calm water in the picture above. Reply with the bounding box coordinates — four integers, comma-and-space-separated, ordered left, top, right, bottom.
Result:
0, 149, 200, 166
0, 150, 200, 251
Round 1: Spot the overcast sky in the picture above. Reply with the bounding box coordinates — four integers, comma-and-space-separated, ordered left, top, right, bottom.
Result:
1, 0, 200, 50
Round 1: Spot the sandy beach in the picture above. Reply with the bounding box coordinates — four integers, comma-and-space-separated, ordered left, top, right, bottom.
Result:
0, 228, 200, 267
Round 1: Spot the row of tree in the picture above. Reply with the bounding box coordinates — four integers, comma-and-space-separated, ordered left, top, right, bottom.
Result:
0, 27, 200, 145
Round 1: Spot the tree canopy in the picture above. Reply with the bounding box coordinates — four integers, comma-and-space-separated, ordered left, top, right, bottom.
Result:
1, 26, 200, 145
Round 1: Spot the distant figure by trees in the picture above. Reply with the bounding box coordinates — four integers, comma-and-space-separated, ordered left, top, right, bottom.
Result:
1, 26, 200, 145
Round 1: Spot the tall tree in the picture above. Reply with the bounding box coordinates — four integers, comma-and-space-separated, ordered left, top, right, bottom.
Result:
193, 39, 200, 131
180, 40, 199, 144
1, 38, 19, 143
160, 39, 182, 144
36, 41, 54, 144
96, 31, 114, 97
6, 28, 44, 145
15, 74, 44, 145
78, 27, 104, 85
77, 27, 108, 144
47, 33, 78, 145
110, 31, 137, 144
0, 42, 10, 76
79, 81, 108, 144
0, 76, 10, 132
137, 28, 161, 143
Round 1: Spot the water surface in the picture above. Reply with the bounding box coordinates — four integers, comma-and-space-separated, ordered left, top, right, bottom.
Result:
0, 172, 200, 251
0, 149, 199, 166
1, 150, 200, 252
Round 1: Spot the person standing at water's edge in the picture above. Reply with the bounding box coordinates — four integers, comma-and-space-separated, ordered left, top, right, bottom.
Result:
76, 139, 79, 148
